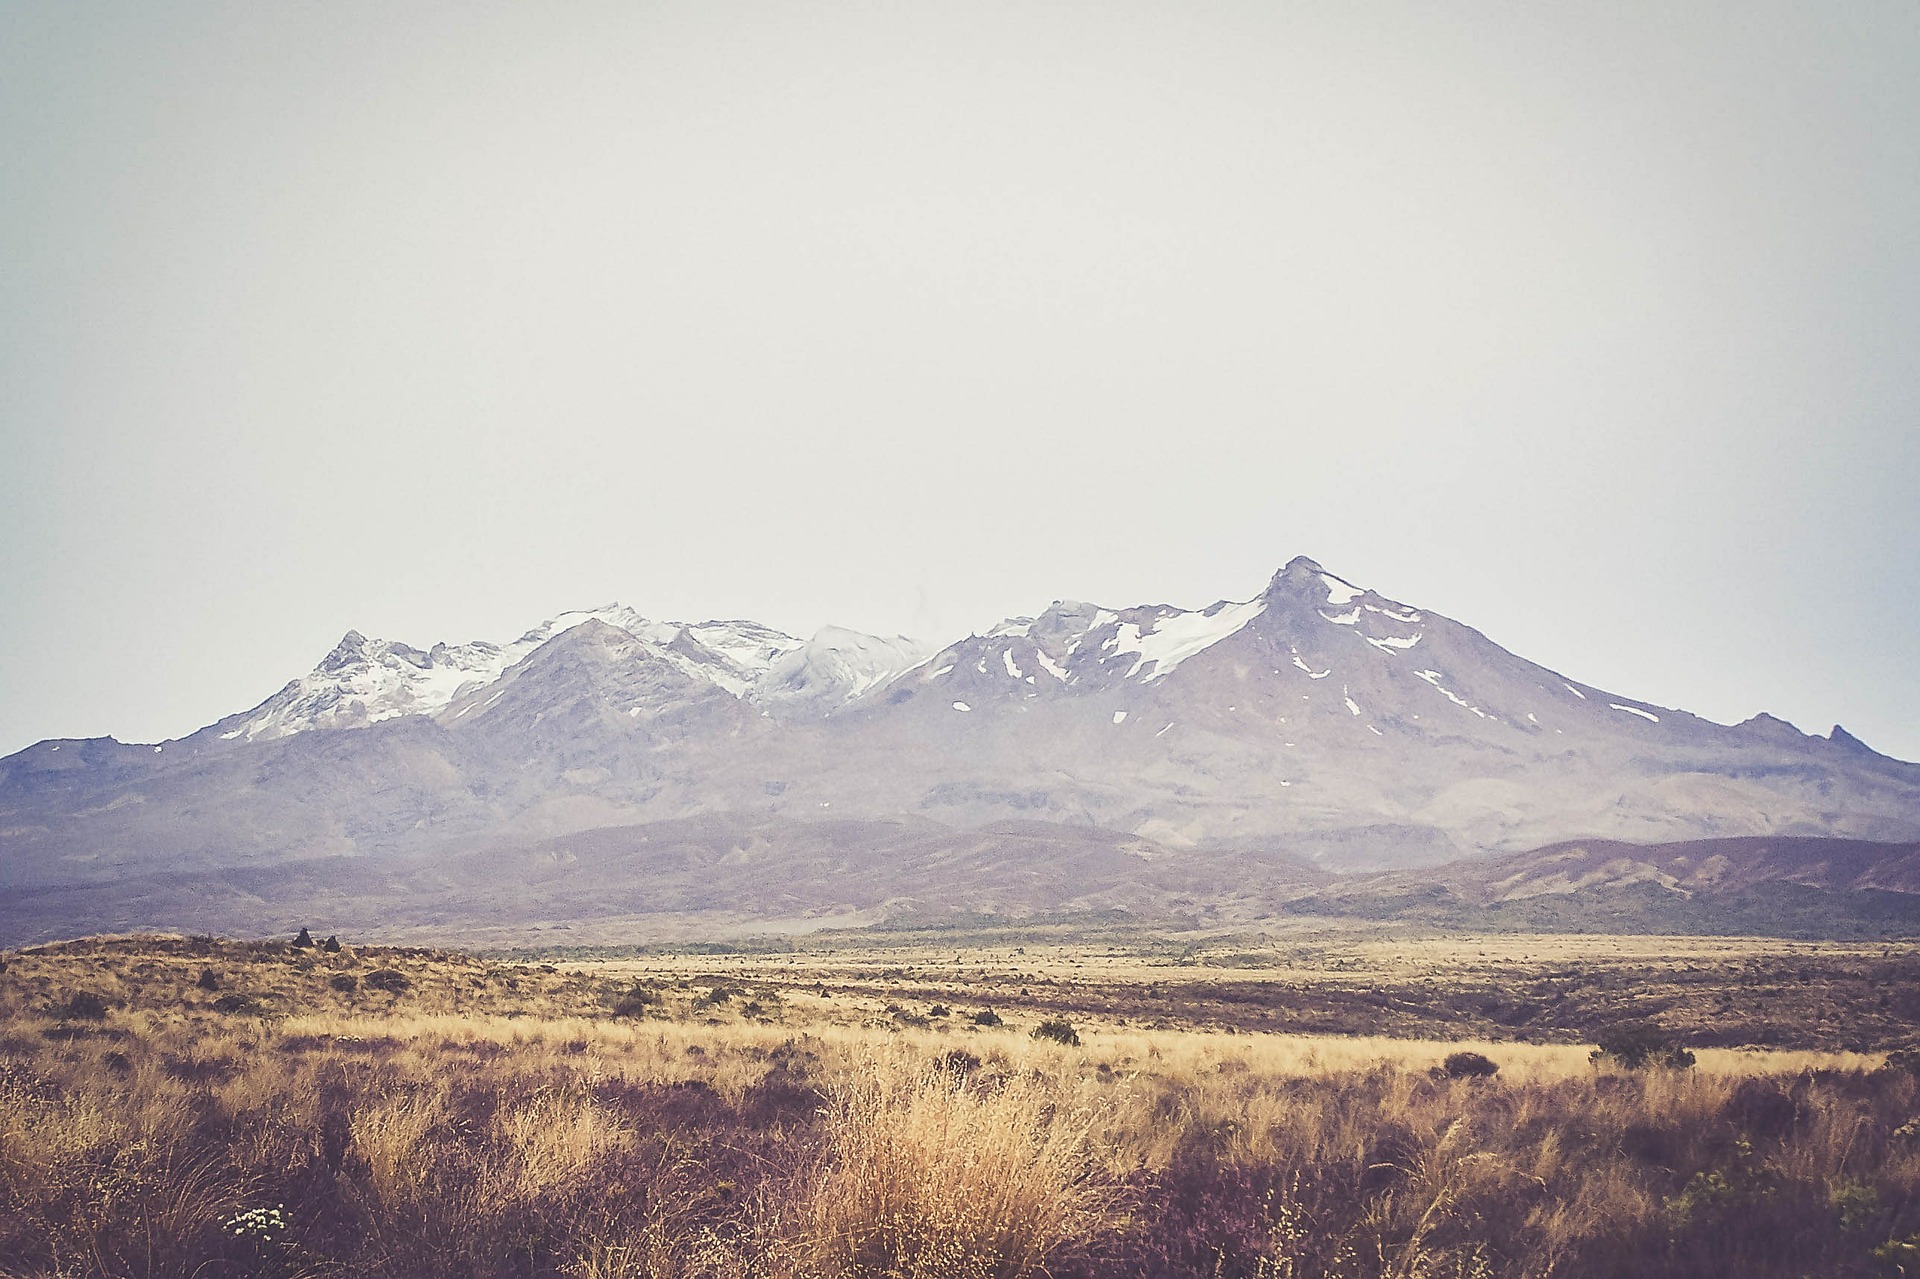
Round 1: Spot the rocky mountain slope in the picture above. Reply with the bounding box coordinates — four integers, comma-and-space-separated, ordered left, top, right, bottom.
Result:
2, 556, 1916, 942
1285, 835, 1920, 938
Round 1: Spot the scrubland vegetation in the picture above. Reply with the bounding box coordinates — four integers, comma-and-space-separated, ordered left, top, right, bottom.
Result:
3, 933, 1919, 1277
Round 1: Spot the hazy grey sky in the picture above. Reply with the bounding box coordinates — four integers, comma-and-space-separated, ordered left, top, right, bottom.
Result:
3, 2, 1916, 760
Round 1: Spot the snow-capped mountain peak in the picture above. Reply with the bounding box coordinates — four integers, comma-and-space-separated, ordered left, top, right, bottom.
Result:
219, 629, 519, 741
8, 551, 1918, 945
210, 604, 934, 742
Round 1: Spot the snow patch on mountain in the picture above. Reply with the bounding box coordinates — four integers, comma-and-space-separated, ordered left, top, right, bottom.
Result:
1321, 573, 1364, 605
682, 621, 806, 693
1111, 599, 1266, 681
1417, 669, 1491, 720
751, 628, 933, 710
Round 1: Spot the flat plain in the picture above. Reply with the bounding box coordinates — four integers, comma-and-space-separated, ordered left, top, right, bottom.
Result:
568, 924, 1920, 1051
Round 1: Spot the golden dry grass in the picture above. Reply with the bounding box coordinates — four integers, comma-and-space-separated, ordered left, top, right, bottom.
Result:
793, 1060, 1112, 1279
2, 934, 1918, 1278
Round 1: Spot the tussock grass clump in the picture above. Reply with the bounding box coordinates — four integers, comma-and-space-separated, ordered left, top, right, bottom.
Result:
350, 1089, 448, 1213
795, 1062, 1112, 1279
496, 1085, 634, 1204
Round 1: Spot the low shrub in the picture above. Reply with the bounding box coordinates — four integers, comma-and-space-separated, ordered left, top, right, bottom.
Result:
1592, 1022, 1696, 1069
608, 981, 660, 1017
1031, 1018, 1080, 1047
55, 990, 111, 1021
1437, 1050, 1500, 1079
363, 968, 411, 994
936, 1048, 982, 1078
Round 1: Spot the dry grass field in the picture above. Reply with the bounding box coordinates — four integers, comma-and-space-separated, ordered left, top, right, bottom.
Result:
570, 925, 1920, 1050
3, 931, 1919, 1277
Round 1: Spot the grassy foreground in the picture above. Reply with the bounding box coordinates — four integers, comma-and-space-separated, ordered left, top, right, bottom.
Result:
2, 934, 1919, 1277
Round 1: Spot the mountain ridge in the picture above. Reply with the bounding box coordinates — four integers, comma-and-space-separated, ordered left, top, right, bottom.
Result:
2, 555, 1916, 941
1281, 834, 1920, 939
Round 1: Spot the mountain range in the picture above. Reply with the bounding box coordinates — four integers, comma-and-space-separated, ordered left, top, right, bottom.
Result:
3, 555, 1917, 944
